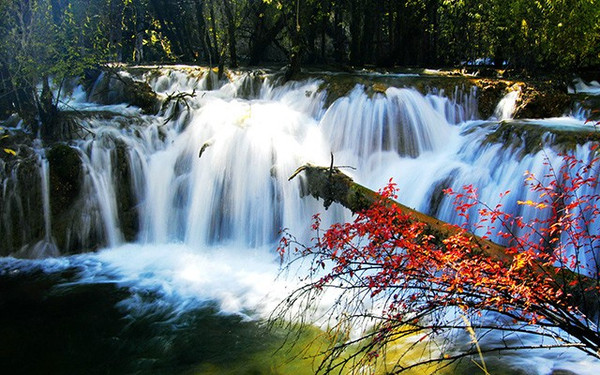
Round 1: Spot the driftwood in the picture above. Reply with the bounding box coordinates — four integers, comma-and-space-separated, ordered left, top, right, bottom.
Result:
162, 89, 197, 124
198, 140, 212, 158
289, 163, 599, 319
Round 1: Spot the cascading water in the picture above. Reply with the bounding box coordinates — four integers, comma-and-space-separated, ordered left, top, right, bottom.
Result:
493, 87, 521, 120
1, 66, 599, 374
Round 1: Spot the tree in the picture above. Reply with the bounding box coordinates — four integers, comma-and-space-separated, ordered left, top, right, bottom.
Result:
275, 148, 600, 373
0, 0, 111, 138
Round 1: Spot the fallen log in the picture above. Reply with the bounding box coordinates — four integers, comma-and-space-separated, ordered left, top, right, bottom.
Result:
289, 163, 599, 320
289, 163, 511, 262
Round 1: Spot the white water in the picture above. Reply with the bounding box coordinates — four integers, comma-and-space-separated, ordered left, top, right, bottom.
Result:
569, 78, 600, 95
493, 88, 521, 120
3, 67, 600, 373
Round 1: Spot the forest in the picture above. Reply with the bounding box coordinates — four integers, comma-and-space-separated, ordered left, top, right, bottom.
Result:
1, 0, 600, 123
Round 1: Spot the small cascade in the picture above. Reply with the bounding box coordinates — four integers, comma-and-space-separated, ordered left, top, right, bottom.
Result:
569, 78, 600, 95
493, 88, 521, 120
77, 133, 124, 247
38, 149, 52, 243
33, 146, 60, 258
320, 85, 456, 164
426, 85, 479, 124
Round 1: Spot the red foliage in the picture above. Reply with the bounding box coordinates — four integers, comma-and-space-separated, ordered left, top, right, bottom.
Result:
277, 151, 600, 362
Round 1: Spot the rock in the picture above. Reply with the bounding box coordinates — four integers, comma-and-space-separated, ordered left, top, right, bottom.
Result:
47, 144, 83, 250
550, 370, 578, 375
88, 69, 160, 115
125, 79, 160, 114
0, 153, 45, 255
115, 141, 139, 242
483, 119, 600, 157
47, 144, 82, 215
513, 81, 571, 119
476, 80, 510, 118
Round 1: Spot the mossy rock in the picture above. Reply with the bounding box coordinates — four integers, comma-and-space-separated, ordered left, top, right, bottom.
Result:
310, 71, 474, 108
89, 70, 160, 114
474, 80, 510, 119
47, 144, 82, 216
1, 155, 46, 254
513, 81, 570, 119
571, 93, 600, 121
483, 120, 600, 157
124, 79, 160, 114
114, 141, 139, 242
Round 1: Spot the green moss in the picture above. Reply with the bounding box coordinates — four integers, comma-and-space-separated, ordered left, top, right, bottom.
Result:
125, 80, 160, 114
475, 80, 511, 118
308, 72, 475, 108
484, 120, 600, 157
89, 69, 160, 114
513, 82, 571, 119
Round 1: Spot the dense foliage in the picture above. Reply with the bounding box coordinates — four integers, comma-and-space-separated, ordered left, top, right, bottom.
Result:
0, 0, 599, 125
276, 149, 600, 373
0, 1, 599, 77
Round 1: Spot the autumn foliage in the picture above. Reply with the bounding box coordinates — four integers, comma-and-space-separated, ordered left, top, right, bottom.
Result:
276, 148, 600, 373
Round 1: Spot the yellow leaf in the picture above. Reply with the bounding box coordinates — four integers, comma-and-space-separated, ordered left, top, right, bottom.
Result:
517, 200, 535, 206
3, 148, 16, 156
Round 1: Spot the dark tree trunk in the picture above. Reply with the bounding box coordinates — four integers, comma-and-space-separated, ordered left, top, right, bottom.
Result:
332, 2, 346, 63
39, 77, 58, 141
349, 0, 363, 66
284, 0, 303, 80
248, 4, 285, 65
109, 0, 124, 61
221, 0, 238, 67
360, 1, 375, 65
209, 0, 220, 67
194, 0, 213, 64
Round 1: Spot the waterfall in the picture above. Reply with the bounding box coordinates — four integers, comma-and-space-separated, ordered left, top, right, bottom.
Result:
1, 66, 599, 374
3, 66, 599, 271
493, 88, 521, 120
2, 66, 599, 278
38, 148, 52, 243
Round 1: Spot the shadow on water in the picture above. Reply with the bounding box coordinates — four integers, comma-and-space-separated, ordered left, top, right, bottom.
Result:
0, 264, 278, 375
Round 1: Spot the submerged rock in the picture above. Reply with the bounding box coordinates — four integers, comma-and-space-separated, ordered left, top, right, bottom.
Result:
47, 144, 82, 216
0, 153, 45, 256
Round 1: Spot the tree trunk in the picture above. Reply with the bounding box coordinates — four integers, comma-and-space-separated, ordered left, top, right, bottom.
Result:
194, 0, 213, 64
39, 76, 58, 141
222, 0, 238, 67
285, 0, 303, 81
349, 0, 363, 66
208, 0, 221, 68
